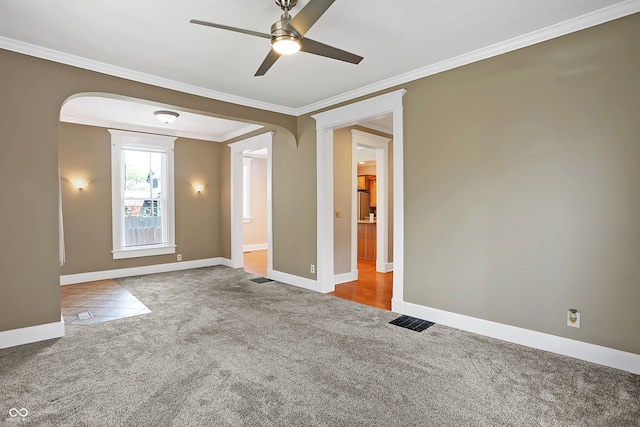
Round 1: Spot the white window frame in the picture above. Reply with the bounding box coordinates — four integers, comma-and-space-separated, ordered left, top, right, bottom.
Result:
109, 129, 176, 259
242, 157, 252, 223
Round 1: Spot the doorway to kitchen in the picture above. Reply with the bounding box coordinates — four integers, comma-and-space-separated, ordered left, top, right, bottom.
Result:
312, 89, 406, 311
351, 129, 392, 275
329, 129, 393, 310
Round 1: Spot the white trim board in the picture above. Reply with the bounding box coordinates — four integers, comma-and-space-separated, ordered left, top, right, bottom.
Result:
267, 269, 329, 293
378, 262, 394, 273
60, 257, 231, 285
0, 316, 65, 350
334, 271, 358, 285
397, 301, 640, 375
244, 243, 268, 252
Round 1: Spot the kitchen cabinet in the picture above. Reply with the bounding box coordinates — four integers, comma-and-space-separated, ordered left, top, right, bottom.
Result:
357, 174, 377, 207
357, 175, 367, 191
357, 222, 376, 260
369, 178, 376, 207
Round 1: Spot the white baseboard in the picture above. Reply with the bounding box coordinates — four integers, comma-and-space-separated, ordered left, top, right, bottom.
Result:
397, 300, 640, 375
268, 268, 326, 293
391, 297, 403, 313
334, 270, 358, 285
0, 315, 65, 350
243, 243, 268, 252
60, 257, 229, 285
376, 261, 393, 272
219, 258, 234, 268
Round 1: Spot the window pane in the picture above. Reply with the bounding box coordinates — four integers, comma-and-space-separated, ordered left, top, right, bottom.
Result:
124, 200, 163, 247
124, 150, 163, 199
123, 149, 165, 247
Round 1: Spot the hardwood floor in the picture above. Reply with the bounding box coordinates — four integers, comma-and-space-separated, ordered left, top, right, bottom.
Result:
329, 259, 392, 310
243, 249, 268, 277
243, 250, 392, 310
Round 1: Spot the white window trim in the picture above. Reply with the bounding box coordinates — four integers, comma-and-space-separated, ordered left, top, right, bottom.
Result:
242, 157, 252, 223
109, 129, 176, 259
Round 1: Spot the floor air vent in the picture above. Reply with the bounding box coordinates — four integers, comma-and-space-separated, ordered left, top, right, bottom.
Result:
389, 315, 434, 332
250, 277, 274, 284
77, 311, 94, 320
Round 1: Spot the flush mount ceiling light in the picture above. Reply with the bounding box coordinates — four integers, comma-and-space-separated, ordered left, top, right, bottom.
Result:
154, 110, 179, 124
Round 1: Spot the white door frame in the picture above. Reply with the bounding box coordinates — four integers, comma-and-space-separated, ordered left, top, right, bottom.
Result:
312, 89, 406, 311
351, 129, 392, 274
228, 132, 274, 274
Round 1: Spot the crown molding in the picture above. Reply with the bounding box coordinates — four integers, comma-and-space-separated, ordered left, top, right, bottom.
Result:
0, 36, 298, 116
295, 0, 640, 115
2, 1, 638, 117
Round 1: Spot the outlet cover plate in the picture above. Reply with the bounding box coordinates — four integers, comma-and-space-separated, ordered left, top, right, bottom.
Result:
567, 311, 581, 328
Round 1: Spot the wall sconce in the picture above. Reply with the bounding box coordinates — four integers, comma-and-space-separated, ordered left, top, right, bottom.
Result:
193, 184, 204, 193
71, 178, 89, 190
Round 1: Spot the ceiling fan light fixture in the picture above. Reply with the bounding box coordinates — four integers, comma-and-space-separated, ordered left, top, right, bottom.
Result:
272, 36, 301, 55
154, 110, 179, 124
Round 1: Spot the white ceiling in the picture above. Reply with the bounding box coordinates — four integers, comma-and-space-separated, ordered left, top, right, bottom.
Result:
2, 0, 638, 117
61, 96, 263, 142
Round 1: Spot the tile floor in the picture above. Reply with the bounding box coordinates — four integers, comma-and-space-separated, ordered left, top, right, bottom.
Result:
60, 279, 151, 326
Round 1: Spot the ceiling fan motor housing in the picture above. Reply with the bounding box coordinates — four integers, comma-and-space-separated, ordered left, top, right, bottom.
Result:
270, 18, 302, 54
271, 18, 301, 40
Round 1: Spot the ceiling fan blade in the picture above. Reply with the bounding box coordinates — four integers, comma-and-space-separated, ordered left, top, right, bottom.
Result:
255, 50, 281, 76
300, 38, 363, 64
286, 0, 336, 38
190, 19, 271, 39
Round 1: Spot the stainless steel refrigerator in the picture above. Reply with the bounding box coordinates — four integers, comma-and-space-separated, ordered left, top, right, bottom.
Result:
357, 191, 371, 220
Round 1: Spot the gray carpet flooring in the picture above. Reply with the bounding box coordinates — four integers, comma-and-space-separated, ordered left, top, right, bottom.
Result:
1, 266, 638, 426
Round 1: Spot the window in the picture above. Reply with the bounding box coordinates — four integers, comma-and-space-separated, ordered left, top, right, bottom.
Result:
243, 157, 252, 223
109, 129, 176, 259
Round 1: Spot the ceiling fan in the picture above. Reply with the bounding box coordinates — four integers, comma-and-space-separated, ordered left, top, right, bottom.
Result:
190, 0, 363, 76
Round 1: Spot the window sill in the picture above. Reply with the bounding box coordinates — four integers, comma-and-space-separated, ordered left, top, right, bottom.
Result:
112, 245, 176, 260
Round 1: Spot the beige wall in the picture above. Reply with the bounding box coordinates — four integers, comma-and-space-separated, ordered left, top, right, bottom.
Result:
59, 123, 223, 274
0, 48, 296, 332
243, 157, 268, 247
272, 122, 317, 278
399, 13, 640, 353
333, 128, 352, 275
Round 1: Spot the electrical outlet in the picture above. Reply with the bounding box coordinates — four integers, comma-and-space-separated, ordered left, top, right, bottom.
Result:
310, 264, 315, 274
567, 309, 580, 328
177, 254, 182, 262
